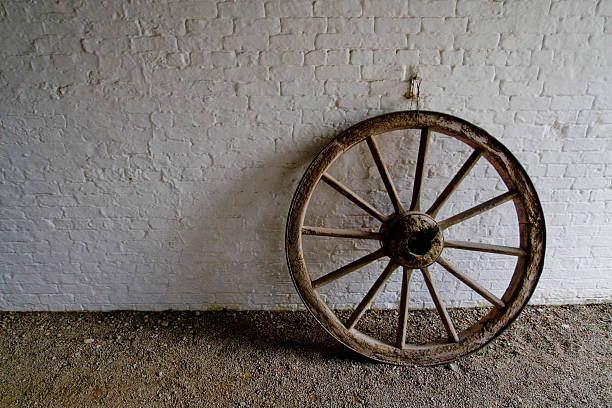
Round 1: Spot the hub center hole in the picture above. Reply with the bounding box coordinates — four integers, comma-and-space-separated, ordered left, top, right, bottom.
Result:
406, 228, 439, 256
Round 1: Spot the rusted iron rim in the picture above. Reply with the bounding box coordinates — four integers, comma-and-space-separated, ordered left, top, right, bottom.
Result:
285, 110, 546, 365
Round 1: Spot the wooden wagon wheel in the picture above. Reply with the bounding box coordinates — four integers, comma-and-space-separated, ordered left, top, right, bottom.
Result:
285, 111, 545, 365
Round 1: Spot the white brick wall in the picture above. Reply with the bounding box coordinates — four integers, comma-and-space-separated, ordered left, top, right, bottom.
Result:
0, 0, 610, 311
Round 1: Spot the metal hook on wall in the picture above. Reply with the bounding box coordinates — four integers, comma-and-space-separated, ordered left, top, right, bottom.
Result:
404, 73, 421, 110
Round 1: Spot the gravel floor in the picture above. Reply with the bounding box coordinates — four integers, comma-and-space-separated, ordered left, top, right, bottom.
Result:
0, 304, 610, 407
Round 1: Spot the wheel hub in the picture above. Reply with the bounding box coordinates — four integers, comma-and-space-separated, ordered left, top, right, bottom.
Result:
381, 212, 444, 268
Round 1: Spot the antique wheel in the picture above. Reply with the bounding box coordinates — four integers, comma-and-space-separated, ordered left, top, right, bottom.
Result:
286, 111, 545, 365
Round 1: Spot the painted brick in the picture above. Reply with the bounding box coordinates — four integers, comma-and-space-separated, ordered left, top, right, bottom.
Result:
314, 0, 362, 17
187, 19, 233, 35
350, 50, 373, 64
420, 49, 441, 65
34, 36, 82, 54
326, 81, 369, 96
280, 80, 324, 96
409, 33, 454, 49
590, 34, 612, 49
168, 1, 217, 18
600, 0, 612, 15
222, 35, 268, 51
544, 33, 591, 49
559, 16, 605, 33
457, 0, 503, 17
269, 34, 315, 50
363, 0, 408, 17
374, 18, 420, 33
408, 0, 457, 17
361, 65, 404, 80
550, 96, 595, 110
397, 49, 420, 65
440, 50, 463, 66
281, 17, 327, 33
265, 0, 313, 17
452, 66, 495, 81
454, 33, 500, 49
269, 65, 314, 81
315, 65, 360, 80
550, 0, 599, 16
467, 18, 512, 33
500, 80, 544, 96
209, 51, 237, 67
224, 66, 268, 82
132, 36, 178, 53
234, 18, 281, 35
543, 80, 587, 96
315, 33, 363, 48
495, 66, 539, 81
509, 96, 552, 110
304, 50, 326, 65
462, 49, 486, 65
328, 49, 350, 65
507, 50, 536, 66
218, 1, 264, 17
363, 34, 407, 49
422, 18, 468, 33
327, 17, 374, 34
237, 81, 280, 96
500, 34, 543, 50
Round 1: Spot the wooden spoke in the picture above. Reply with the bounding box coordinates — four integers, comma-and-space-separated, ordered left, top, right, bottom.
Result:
396, 267, 413, 349
444, 239, 526, 257
437, 191, 518, 230
366, 136, 404, 214
437, 257, 505, 309
409, 127, 430, 211
345, 261, 399, 330
302, 226, 380, 240
312, 248, 386, 289
427, 149, 483, 218
421, 267, 460, 343
321, 173, 386, 222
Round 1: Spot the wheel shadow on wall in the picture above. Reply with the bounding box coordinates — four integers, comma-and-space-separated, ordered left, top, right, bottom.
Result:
172, 123, 336, 311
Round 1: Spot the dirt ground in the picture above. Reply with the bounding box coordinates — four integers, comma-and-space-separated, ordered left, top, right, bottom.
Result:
0, 304, 610, 407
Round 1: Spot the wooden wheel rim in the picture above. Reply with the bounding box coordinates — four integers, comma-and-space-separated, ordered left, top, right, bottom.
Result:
285, 111, 546, 365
